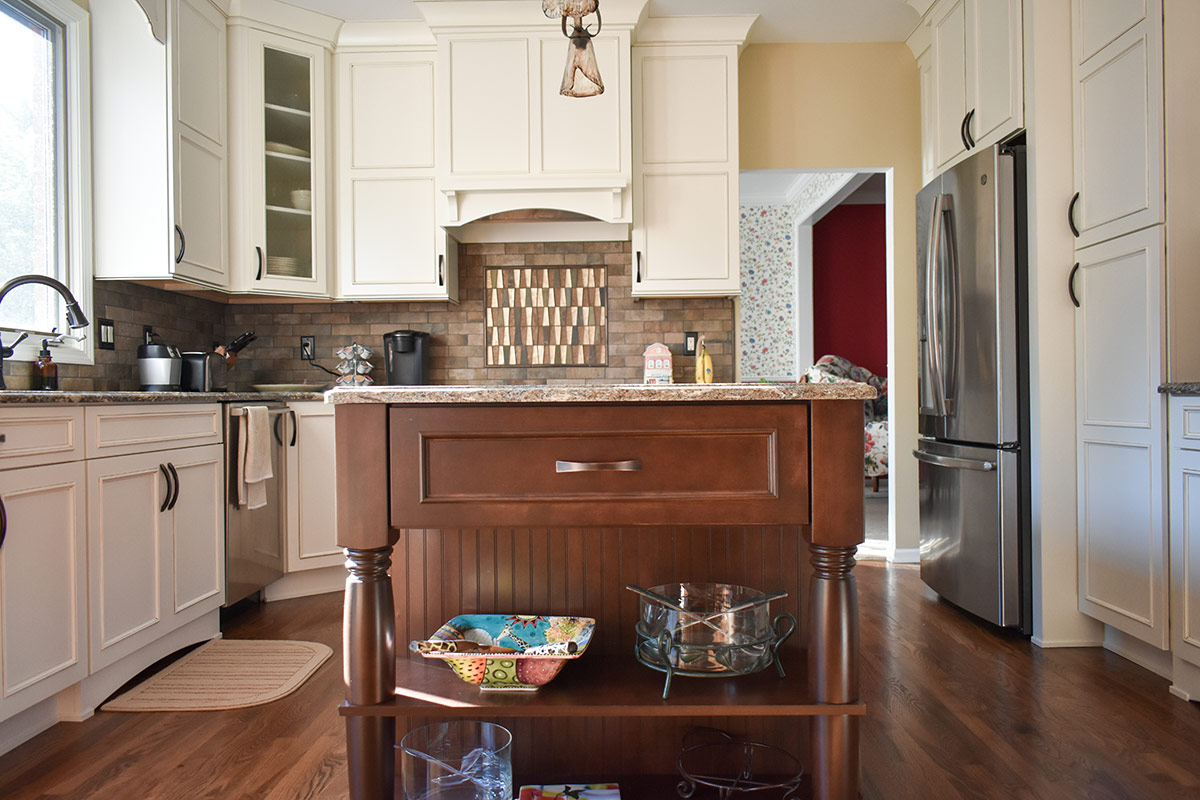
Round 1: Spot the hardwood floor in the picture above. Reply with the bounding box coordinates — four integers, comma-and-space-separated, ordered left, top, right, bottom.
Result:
2, 562, 1199, 799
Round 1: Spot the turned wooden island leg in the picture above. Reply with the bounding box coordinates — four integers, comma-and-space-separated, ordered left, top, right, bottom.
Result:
344, 546, 397, 800
809, 543, 860, 800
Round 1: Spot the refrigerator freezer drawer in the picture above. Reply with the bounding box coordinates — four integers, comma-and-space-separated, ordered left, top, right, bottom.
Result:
916, 440, 1020, 627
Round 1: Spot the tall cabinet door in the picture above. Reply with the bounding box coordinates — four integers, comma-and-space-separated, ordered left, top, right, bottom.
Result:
170, 0, 228, 288
1072, 0, 1164, 248
1075, 226, 1168, 648
87, 451, 173, 672
0, 463, 87, 720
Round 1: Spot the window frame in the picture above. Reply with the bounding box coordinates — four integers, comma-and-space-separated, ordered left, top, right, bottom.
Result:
0, 0, 92, 366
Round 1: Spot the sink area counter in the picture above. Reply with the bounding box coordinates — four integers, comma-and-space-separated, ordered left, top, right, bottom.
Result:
325, 381, 877, 404
0, 390, 326, 404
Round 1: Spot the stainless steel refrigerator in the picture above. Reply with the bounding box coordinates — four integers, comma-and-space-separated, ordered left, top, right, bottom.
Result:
915, 141, 1031, 634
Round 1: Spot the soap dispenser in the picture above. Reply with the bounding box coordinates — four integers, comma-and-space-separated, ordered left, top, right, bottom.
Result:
35, 340, 58, 390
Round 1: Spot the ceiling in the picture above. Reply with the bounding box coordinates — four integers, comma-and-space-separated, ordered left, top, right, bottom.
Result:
281, 0, 922, 43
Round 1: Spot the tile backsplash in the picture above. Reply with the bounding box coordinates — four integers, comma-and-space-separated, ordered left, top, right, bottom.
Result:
3, 241, 735, 390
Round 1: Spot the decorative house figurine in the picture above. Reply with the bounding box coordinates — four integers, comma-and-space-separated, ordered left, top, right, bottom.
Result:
642, 342, 673, 384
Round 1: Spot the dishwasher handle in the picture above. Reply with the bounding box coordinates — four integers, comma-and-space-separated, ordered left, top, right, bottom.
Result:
912, 449, 995, 472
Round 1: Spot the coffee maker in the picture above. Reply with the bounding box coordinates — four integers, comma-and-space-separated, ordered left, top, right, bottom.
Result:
383, 330, 430, 385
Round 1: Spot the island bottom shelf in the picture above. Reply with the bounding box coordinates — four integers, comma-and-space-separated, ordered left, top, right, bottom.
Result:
388, 774, 815, 800
340, 655, 866, 719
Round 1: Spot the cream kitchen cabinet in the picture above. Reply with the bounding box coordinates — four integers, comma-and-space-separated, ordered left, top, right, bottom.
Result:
1169, 396, 1200, 699
86, 443, 224, 672
228, 24, 333, 297
909, 0, 1023, 184
0, 462, 88, 723
284, 402, 340, 571
334, 50, 459, 301
1074, 226, 1168, 650
92, 0, 229, 288
1071, 0, 1164, 249
631, 42, 741, 297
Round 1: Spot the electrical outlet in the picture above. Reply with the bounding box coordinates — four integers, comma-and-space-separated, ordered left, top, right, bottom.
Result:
143, 325, 154, 345
683, 331, 699, 356
300, 336, 315, 361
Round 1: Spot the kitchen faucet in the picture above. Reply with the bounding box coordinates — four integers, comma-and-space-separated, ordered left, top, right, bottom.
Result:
0, 275, 90, 390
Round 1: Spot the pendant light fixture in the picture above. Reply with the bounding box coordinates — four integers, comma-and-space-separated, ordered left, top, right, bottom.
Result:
543, 0, 604, 97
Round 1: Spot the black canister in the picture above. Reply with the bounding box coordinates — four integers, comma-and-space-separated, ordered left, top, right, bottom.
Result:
383, 330, 430, 385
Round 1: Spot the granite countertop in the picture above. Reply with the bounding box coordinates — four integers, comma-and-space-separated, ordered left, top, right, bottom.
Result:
325, 382, 878, 404
1159, 383, 1200, 396
0, 390, 327, 404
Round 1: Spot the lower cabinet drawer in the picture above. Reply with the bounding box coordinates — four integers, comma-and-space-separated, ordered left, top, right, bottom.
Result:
0, 407, 84, 469
389, 404, 810, 527
86, 404, 222, 459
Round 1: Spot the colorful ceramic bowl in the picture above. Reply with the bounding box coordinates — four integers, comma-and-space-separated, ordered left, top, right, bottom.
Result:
410, 614, 595, 690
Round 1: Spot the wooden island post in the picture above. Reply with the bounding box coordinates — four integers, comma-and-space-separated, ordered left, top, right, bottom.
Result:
331, 385, 870, 800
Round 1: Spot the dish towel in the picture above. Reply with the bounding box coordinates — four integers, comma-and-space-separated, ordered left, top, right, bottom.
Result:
238, 406, 273, 509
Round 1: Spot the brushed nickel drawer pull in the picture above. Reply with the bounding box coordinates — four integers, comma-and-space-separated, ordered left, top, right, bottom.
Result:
556, 459, 642, 473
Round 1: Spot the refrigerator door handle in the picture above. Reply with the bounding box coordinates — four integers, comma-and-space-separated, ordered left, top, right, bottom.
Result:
939, 196, 960, 416
925, 194, 947, 417
912, 448, 995, 472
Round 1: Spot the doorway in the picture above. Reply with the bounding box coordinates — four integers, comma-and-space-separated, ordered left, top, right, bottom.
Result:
737, 169, 893, 554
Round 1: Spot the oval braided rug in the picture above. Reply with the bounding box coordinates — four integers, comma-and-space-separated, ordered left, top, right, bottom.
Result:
101, 638, 333, 712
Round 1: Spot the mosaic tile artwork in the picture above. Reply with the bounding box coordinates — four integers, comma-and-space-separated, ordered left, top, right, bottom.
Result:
486, 266, 608, 366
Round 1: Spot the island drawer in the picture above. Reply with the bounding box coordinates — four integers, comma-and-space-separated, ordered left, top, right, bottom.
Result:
389, 403, 810, 527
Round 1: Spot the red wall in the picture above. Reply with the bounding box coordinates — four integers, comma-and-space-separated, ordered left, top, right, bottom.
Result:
812, 204, 887, 377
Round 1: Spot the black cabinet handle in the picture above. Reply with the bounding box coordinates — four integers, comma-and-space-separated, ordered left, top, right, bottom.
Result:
273, 413, 285, 446
288, 409, 297, 447
635, 251, 642, 283
255, 246, 264, 280
166, 462, 180, 511
159, 463, 172, 512
1068, 262, 1080, 308
964, 109, 976, 148
1068, 192, 1081, 238
438, 254, 444, 287
960, 112, 970, 151
0, 494, 7, 551
175, 225, 186, 264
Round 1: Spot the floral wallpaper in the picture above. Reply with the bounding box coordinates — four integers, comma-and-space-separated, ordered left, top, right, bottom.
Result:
739, 204, 800, 380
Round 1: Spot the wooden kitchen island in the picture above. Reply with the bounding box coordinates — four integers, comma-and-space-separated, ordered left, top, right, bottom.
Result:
329, 384, 873, 800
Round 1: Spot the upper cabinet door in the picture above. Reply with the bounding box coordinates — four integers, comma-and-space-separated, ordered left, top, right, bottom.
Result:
632, 44, 739, 298
334, 50, 457, 301
966, 0, 1023, 148
171, 0, 228, 289
228, 27, 331, 297
932, 0, 968, 170
1072, 1, 1164, 248
446, 38, 530, 176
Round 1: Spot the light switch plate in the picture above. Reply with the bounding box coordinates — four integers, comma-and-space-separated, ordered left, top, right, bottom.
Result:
98, 318, 115, 350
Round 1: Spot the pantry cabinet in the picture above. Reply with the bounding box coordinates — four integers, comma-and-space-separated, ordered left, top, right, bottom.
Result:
334, 50, 459, 301
228, 25, 333, 297
92, 0, 229, 288
1071, 0, 1164, 249
631, 42, 741, 297
0, 462, 88, 722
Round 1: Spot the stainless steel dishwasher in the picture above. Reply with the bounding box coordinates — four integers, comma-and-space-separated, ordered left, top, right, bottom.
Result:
223, 402, 292, 605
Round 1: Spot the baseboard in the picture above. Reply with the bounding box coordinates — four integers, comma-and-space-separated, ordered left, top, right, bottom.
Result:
263, 566, 345, 601
887, 547, 920, 564
0, 696, 60, 758
1031, 636, 1104, 649
1103, 625, 1172, 680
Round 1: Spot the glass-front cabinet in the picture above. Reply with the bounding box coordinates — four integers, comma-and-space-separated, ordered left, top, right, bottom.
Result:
228, 25, 330, 296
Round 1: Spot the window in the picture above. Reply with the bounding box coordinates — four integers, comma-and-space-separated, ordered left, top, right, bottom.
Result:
0, 0, 90, 364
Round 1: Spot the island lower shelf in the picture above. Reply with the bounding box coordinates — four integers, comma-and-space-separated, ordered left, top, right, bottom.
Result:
339, 656, 866, 719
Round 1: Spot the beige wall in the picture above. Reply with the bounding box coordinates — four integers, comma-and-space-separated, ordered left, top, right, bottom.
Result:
740, 43, 923, 556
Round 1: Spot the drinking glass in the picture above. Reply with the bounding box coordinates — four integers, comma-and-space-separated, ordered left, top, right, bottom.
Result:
399, 721, 513, 800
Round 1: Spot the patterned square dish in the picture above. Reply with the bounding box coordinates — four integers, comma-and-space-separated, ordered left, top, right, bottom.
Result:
409, 614, 596, 690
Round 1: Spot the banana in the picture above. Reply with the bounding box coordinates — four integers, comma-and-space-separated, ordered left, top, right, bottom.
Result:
695, 338, 713, 384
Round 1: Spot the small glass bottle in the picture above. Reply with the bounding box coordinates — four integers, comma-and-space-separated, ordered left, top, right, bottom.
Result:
35, 340, 58, 390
